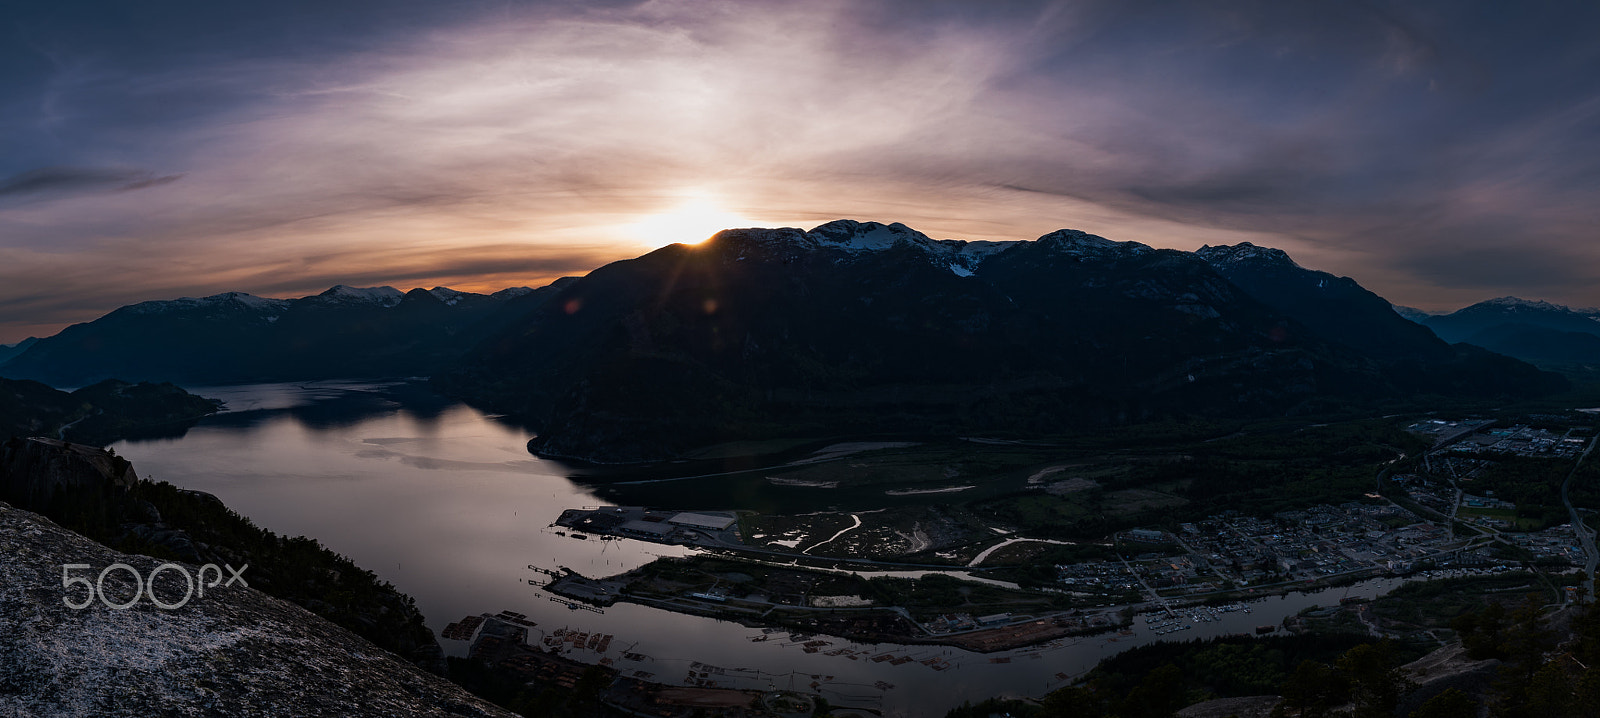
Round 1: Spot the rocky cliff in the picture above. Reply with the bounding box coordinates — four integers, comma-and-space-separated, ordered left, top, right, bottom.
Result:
0, 436, 447, 675
0, 501, 516, 717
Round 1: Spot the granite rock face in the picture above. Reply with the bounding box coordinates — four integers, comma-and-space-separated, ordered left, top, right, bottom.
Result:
1174, 695, 1279, 718
0, 502, 515, 718
1395, 642, 1501, 717
0, 437, 137, 502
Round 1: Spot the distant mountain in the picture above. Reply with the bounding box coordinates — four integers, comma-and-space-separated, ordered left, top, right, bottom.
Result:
1195, 243, 1555, 396
0, 284, 560, 387
0, 378, 220, 444
1423, 297, 1600, 343
0, 337, 37, 365
1390, 305, 1434, 323
439, 221, 1562, 461
1420, 297, 1600, 368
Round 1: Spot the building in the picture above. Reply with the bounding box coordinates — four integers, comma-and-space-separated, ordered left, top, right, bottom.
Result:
667, 512, 737, 531
1126, 528, 1168, 544
618, 520, 673, 539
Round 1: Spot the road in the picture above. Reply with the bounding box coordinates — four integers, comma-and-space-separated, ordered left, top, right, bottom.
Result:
1561, 433, 1599, 600
1118, 554, 1175, 615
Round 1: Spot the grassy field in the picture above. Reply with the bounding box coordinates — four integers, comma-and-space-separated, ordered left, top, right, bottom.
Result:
1457, 506, 1547, 531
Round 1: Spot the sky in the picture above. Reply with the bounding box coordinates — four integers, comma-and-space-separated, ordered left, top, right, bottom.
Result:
2, 0, 1599, 342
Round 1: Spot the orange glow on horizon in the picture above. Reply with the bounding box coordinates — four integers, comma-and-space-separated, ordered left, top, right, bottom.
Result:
623, 194, 754, 249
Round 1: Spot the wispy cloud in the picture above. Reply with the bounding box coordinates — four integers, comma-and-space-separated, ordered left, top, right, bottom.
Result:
1, 0, 1599, 341
0, 167, 181, 200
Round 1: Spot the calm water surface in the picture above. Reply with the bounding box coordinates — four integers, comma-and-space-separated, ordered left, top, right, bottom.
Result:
114, 382, 1405, 716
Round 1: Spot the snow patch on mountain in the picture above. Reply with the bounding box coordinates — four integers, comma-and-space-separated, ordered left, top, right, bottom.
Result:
708, 220, 1178, 277
714, 220, 1082, 275
220, 292, 291, 312
1037, 229, 1151, 259
1195, 242, 1301, 268
427, 287, 464, 305
810, 220, 931, 252
314, 285, 404, 306
491, 286, 537, 299
1392, 305, 1434, 322
125, 292, 291, 316
1478, 296, 1571, 312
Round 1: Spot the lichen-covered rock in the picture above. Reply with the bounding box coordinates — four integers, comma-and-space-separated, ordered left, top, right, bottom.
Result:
1175, 695, 1279, 718
0, 501, 515, 718
1395, 643, 1501, 717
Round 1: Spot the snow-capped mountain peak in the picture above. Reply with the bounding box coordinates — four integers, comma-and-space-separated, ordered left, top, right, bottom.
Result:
1391, 305, 1434, 322
123, 292, 291, 316
1478, 296, 1568, 312
1195, 242, 1300, 268
714, 220, 1148, 276
1036, 229, 1152, 259
427, 287, 465, 305
313, 285, 404, 307
490, 286, 537, 300
1470, 297, 1600, 322
213, 292, 291, 312
809, 220, 932, 252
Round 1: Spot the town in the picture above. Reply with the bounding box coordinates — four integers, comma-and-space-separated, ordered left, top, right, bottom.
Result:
440, 416, 1599, 716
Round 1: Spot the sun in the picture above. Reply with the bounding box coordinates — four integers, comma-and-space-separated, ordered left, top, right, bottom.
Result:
624, 195, 753, 248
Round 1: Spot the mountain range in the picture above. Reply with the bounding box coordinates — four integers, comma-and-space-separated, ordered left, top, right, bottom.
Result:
438, 221, 1563, 460
0, 220, 1576, 461
0, 283, 569, 387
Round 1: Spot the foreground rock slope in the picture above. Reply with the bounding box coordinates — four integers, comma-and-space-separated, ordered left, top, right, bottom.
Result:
0, 500, 515, 718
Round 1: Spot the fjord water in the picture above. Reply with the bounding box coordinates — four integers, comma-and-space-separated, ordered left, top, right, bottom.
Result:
113, 382, 1399, 716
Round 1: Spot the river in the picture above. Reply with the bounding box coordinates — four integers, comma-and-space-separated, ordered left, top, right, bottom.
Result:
114, 381, 1407, 716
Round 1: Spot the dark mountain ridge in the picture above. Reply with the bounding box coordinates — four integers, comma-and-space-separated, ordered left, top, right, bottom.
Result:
439, 221, 1563, 461
0, 377, 221, 444
0, 337, 37, 365
0, 284, 561, 387
1195, 242, 1557, 398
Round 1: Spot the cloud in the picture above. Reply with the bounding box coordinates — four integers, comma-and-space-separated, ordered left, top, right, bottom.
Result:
0, 240, 612, 347
2, 0, 1600, 339
0, 167, 181, 200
